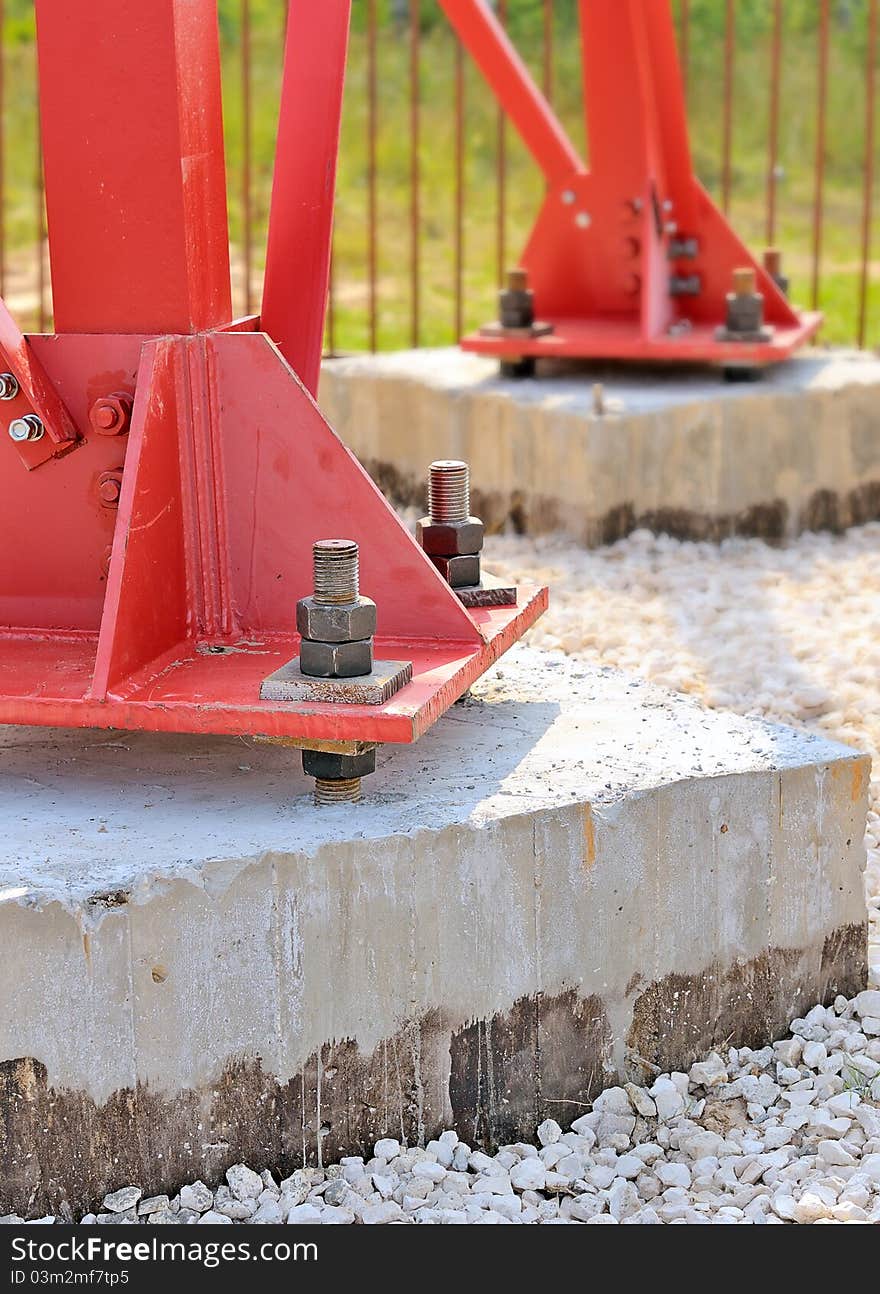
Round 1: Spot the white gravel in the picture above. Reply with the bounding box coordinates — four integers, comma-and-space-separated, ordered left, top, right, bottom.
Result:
3, 991, 878, 1226
484, 521, 880, 985
2, 521, 878, 1227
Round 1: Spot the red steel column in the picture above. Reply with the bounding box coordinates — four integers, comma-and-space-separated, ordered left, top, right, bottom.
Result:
34, 0, 232, 335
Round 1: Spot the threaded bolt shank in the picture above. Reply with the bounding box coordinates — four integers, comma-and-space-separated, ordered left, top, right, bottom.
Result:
313, 539, 359, 605
732, 266, 757, 297
314, 776, 362, 805
763, 248, 782, 278
428, 460, 470, 525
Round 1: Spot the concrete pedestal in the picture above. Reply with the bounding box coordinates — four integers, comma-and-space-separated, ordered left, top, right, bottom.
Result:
0, 648, 868, 1216
319, 348, 880, 546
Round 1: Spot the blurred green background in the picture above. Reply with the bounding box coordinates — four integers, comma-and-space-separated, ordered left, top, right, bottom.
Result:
1, 0, 877, 347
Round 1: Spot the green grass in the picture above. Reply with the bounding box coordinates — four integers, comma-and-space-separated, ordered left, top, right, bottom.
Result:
2, 0, 877, 347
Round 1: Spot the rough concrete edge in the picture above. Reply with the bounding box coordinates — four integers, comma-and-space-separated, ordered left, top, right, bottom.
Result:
2, 747, 869, 926
319, 358, 880, 546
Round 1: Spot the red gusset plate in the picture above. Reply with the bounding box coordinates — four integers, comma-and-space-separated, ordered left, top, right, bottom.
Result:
0, 330, 547, 745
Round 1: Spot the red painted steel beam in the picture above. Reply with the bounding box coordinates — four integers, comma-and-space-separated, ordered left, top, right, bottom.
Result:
438, 0, 583, 186
34, 0, 231, 334
262, 1, 351, 394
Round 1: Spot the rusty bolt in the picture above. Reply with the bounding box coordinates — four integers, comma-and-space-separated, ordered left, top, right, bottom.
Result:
418, 460, 484, 588
299, 541, 374, 681
304, 748, 376, 808
763, 249, 782, 279
499, 270, 534, 330
763, 247, 790, 297
98, 470, 123, 508
89, 392, 133, 437
732, 266, 757, 297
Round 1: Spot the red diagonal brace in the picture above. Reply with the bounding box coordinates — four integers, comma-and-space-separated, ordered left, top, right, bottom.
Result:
262, 0, 351, 396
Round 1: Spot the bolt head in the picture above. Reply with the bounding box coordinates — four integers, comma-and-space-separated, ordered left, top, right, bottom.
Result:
89, 393, 132, 437
416, 516, 484, 557
98, 473, 123, 507
0, 372, 20, 401
8, 415, 43, 443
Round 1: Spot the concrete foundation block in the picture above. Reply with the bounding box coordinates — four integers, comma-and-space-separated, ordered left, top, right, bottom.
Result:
318, 348, 880, 546
0, 648, 868, 1215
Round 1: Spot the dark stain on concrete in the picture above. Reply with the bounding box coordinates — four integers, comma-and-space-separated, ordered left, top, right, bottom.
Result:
358, 453, 880, 548
0, 926, 867, 1218
626, 922, 866, 1074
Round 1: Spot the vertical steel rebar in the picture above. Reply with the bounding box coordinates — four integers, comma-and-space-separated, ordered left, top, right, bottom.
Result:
858, 0, 878, 348
721, 0, 735, 215
241, 0, 253, 316
679, 0, 690, 104
409, 0, 420, 348
811, 0, 830, 311
496, 0, 507, 288
454, 34, 465, 340
542, 0, 553, 105
367, 0, 378, 351
765, 0, 783, 246
327, 242, 337, 357
35, 57, 46, 333
0, 0, 4, 299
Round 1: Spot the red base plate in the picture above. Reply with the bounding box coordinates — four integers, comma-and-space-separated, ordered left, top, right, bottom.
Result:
0, 590, 546, 745
461, 313, 823, 367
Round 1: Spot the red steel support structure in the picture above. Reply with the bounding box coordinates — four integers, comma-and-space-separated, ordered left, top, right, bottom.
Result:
0, 0, 545, 752
440, 0, 822, 370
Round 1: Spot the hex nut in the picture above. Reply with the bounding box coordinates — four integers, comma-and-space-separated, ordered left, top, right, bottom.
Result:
725, 292, 763, 333
431, 554, 481, 589
89, 393, 133, 437
302, 748, 377, 781
499, 287, 534, 329
416, 516, 485, 557
299, 637, 374, 678
296, 595, 377, 644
